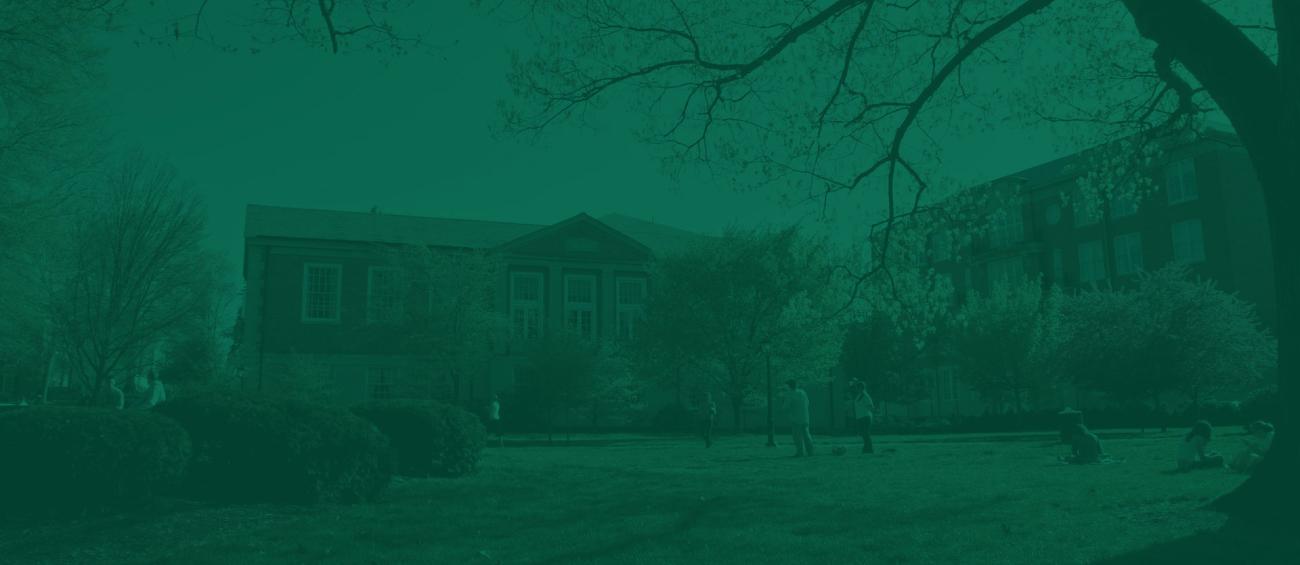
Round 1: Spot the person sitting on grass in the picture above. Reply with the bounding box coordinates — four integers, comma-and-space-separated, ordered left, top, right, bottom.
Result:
1177, 420, 1225, 471
1060, 423, 1103, 464
1229, 420, 1274, 473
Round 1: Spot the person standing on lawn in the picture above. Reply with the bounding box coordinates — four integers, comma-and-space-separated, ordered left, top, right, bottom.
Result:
104, 377, 124, 410
784, 379, 814, 457
849, 380, 875, 454
141, 370, 166, 409
702, 392, 718, 448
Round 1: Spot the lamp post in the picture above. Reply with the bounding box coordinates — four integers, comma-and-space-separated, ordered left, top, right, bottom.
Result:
765, 351, 776, 447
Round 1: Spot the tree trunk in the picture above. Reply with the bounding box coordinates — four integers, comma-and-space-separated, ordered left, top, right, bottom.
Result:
1121, 0, 1299, 522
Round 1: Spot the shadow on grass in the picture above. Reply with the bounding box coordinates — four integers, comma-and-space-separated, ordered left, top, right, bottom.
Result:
0, 498, 310, 561
1091, 520, 1300, 565
500, 437, 694, 448
526, 496, 726, 565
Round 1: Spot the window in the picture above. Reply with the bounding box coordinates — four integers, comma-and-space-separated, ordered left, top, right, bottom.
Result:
616, 277, 647, 340
1172, 219, 1206, 263
368, 367, 395, 400
1051, 248, 1064, 282
302, 264, 342, 322
1073, 201, 1098, 227
987, 257, 1023, 288
1166, 158, 1198, 204
510, 272, 543, 339
928, 231, 952, 262
366, 267, 404, 323
1109, 193, 1138, 219
1044, 202, 1062, 226
564, 274, 596, 338
1114, 232, 1144, 276
1078, 240, 1105, 283
989, 204, 1024, 248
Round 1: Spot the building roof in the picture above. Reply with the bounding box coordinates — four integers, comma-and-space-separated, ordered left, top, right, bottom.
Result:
244, 204, 707, 256
245, 205, 544, 249
995, 124, 1241, 192
598, 213, 713, 256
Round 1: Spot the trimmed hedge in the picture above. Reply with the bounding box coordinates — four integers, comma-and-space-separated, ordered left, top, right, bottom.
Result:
155, 392, 394, 504
0, 406, 191, 516
352, 400, 486, 477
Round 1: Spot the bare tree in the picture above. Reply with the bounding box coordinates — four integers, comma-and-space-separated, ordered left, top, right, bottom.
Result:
44, 154, 222, 403
1, 1, 119, 320
150, 0, 426, 55
494, 0, 1296, 520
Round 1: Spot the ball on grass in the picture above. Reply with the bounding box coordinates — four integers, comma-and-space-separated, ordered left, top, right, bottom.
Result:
831, 446, 847, 456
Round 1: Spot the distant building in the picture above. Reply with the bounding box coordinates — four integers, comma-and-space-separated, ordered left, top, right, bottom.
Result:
235, 205, 707, 409
866, 127, 1274, 419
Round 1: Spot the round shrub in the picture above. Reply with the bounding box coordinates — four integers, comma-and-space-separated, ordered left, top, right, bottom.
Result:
155, 392, 394, 504
352, 400, 486, 478
0, 406, 191, 517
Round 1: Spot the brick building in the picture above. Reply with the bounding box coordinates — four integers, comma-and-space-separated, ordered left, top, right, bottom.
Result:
873, 128, 1274, 419
234, 205, 706, 409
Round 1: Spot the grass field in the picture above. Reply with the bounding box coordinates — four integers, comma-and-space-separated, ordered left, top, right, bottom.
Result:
3, 430, 1297, 564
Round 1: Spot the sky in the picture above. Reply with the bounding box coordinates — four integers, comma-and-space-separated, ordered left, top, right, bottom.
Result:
97, 2, 1090, 272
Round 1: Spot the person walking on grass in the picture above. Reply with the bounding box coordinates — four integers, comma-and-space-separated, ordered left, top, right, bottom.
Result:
487, 393, 503, 447
849, 381, 875, 454
703, 392, 718, 448
1178, 420, 1225, 471
784, 379, 814, 457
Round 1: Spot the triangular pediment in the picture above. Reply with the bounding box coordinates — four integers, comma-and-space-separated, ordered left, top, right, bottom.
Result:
495, 214, 653, 262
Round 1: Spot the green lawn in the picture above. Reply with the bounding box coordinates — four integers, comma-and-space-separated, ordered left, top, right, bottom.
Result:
3, 430, 1296, 564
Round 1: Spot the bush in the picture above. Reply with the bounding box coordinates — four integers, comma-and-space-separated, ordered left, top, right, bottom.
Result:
0, 406, 191, 517
352, 400, 486, 478
155, 392, 393, 504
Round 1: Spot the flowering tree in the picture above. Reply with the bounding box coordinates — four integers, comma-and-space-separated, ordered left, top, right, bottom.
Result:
1061, 264, 1276, 411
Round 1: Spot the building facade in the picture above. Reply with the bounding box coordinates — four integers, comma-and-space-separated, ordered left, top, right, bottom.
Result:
235, 205, 705, 408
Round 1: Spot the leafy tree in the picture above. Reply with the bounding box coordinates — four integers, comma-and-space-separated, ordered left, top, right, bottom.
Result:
1061, 264, 1276, 412
391, 247, 506, 406
495, 0, 1297, 518
637, 226, 844, 432
955, 276, 1062, 415
840, 316, 932, 416
512, 330, 595, 441
586, 340, 645, 431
